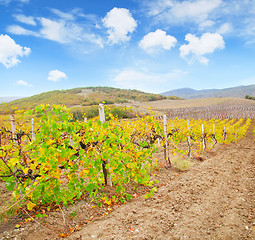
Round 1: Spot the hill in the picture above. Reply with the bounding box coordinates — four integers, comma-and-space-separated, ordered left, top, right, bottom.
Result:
161, 84, 255, 99
0, 87, 166, 114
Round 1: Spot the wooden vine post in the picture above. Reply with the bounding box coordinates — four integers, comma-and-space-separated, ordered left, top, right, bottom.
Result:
187, 119, 191, 157
202, 124, 206, 151
212, 123, 217, 148
31, 118, 35, 141
163, 115, 171, 168
99, 103, 112, 186
223, 126, 227, 141
10, 115, 18, 144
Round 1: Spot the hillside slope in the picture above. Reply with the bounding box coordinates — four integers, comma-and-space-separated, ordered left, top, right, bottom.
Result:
0, 87, 166, 114
161, 84, 255, 99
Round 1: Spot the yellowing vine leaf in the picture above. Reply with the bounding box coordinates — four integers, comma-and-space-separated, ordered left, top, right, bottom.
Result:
27, 201, 36, 211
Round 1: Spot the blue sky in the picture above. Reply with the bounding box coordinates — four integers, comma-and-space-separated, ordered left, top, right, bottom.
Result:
0, 0, 255, 97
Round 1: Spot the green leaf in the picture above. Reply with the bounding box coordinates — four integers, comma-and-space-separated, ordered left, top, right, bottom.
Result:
116, 186, 121, 194
147, 181, 154, 186
73, 163, 79, 171
126, 193, 133, 200
86, 183, 94, 193
5, 182, 15, 192
144, 192, 151, 199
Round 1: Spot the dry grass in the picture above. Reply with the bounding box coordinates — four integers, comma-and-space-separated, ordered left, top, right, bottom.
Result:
170, 155, 193, 171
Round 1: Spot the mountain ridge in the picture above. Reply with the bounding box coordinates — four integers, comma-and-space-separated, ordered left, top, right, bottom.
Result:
161, 84, 255, 99
0, 97, 22, 103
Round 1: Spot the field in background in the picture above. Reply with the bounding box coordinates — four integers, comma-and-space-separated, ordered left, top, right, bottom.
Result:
119, 97, 255, 119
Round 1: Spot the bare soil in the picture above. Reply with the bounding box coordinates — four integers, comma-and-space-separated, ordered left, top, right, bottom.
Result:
0, 123, 254, 240
68, 123, 255, 240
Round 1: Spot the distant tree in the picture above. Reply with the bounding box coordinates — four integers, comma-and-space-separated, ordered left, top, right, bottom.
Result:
245, 95, 255, 100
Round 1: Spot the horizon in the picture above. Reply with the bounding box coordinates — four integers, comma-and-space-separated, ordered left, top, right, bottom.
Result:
1, 83, 255, 98
1, 0, 255, 96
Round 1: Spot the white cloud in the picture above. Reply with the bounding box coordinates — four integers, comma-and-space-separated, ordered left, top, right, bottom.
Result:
0, 0, 10, 4
38, 17, 103, 47
0, 0, 29, 4
7, 25, 39, 36
199, 20, 215, 30
146, 0, 174, 17
8, 11, 104, 48
170, 0, 221, 22
13, 14, 36, 25
139, 29, 177, 53
0, 34, 31, 68
112, 69, 188, 92
242, 18, 255, 44
83, 33, 103, 48
148, 0, 222, 25
143, 0, 255, 45
48, 70, 67, 82
102, 7, 137, 44
50, 9, 75, 21
39, 17, 84, 43
180, 33, 225, 64
217, 22, 233, 35
16, 80, 32, 87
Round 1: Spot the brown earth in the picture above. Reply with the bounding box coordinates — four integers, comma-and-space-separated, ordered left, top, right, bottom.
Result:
0, 123, 254, 240
68, 124, 255, 240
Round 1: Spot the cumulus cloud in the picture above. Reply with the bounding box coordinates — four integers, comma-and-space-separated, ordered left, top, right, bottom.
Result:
13, 14, 36, 25
48, 70, 67, 82
139, 29, 177, 53
112, 69, 187, 92
0, 34, 31, 68
143, 0, 255, 45
16, 80, 32, 87
102, 7, 137, 44
180, 32, 225, 64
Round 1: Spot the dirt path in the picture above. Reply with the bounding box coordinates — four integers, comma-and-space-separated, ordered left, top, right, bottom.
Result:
69, 127, 255, 240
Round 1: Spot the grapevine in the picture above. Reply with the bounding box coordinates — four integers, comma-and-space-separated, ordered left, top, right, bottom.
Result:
0, 104, 252, 213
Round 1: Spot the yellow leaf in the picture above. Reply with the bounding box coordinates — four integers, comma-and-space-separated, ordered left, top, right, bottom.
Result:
38, 148, 45, 155
15, 224, 21, 229
60, 232, 69, 237
27, 201, 36, 211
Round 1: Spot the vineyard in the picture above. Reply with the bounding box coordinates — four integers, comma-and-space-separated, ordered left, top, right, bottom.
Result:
0, 103, 253, 238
